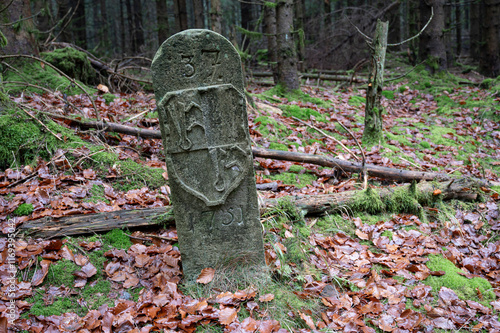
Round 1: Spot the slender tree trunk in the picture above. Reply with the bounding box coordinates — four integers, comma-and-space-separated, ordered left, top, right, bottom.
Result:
324, 0, 331, 29
479, 0, 500, 77
99, 0, 108, 50
362, 19, 388, 145
264, 0, 278, 84
174, 0, 188, 32
418, 0, 447, 72
455, 0, 462, 57
56, 0, 71, 42
294, 0, 306, 71
0, 0, 37, 55
193, 0, 204, 28
276, 0, 299, 91
469, 1, 481, 59
120, 0, 126, 55
240, 1, 253, 51
444, 2, 454, 66
133, 0, 144, 53
156, 0, 170, 44
210, 0, 222, 33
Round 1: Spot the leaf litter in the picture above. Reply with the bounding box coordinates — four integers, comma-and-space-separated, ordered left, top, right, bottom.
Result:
0, 79, 499, 332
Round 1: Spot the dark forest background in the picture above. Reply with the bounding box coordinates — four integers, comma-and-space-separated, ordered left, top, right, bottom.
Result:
2, 0, 499, 78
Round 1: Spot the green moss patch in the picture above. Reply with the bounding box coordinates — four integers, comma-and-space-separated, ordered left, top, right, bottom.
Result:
13, 203, 33, 216
424, 254, 495, 306
42, 47, 97, 85
2, 60, 93, 96
259, 85, 330, 108
269, 142, 289, 151
348, 95, 366, 107
103, 229, 133, 250
266, 171, 316, 189
254, 116, 290, 138
282, 104, 327, 122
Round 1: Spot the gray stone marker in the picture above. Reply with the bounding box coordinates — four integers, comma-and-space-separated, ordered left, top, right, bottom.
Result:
151, 29, 265, 280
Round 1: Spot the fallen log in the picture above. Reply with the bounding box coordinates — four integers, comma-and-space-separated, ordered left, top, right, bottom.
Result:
250, 71, 368, 83
40, 112, 473, 185
20, 179, 479, 238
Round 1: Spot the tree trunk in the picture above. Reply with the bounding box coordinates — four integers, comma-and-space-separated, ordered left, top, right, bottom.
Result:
294, 0, 306, 71
174, 0, 188, 32
156, 0, 170, 44
362, 19, 388, 145
264, 0, 278, 84
193, 0, 204, 29
469, 1, 481, 59
276, 0, 299, 91
21, 179, 480, 238
120, 0, 126, 54
418, 0, 447, 72
210, 0, 222, 33
132, 0, 144, 53
240, 1, 253, 51
455, 0, 462, 57
479, 0, 500, 77
0, 0, 37, 55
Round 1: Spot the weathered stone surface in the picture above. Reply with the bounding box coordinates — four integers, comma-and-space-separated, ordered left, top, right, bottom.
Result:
151, 30, 265, 280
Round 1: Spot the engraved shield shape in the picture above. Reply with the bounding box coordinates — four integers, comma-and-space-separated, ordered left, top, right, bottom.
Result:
159, 84, 251, 206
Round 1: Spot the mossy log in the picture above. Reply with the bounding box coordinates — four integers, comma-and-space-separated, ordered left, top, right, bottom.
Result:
20, 179, 479, 238
42, 113, 489, 185
250, 71, 368, 83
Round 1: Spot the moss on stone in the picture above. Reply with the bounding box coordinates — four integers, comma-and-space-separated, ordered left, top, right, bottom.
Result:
424, 254, 495, 306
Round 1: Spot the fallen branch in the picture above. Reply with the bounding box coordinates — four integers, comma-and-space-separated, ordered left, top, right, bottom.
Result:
20, 179, 480, 238
251, 72, 368, 84
20, 207, 173, 238
40, 112, 489, 184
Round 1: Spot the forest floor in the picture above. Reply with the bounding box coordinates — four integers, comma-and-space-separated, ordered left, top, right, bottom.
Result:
0, 61, 500, 332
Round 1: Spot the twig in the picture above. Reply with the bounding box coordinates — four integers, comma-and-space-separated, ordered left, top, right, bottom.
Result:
346, 16, 373, 43
337, 120, 367, 189
0, 10, 41, 26
0, 54, 101, 121
110, 71, 152, 85
387, 7, 434, 47
398, 156, 423, 170
143, 233, 176, 241
0, 0, 14, 14
384, 61, 425, 83
126, 109, 152, 122
291, 116, 361, 162
18, 104, 62, 141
